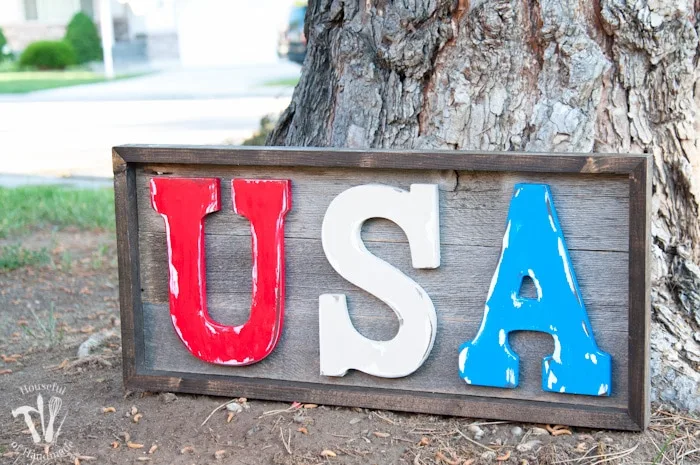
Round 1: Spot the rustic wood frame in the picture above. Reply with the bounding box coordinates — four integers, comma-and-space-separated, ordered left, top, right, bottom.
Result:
113, 145, 651, 431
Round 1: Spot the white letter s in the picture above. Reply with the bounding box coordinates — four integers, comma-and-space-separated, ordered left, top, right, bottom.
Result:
319, 184, 440, 378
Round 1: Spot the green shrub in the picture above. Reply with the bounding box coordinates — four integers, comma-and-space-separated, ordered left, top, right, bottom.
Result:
242, 114, 278, 146
19, 41, 76, 70
0, 27, 9, 61
64, 12, 102, 64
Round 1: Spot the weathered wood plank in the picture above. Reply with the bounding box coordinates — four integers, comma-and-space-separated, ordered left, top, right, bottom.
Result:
115, 149, 649, 430
113, 154, 143, 379
627, 159, 652, 428
135, 165, 630, 410
138, 234, 629, 316
135, 166, 630, 252
125, 371, 640, 430
114, 145, 648, 176
142, 302, 627, 408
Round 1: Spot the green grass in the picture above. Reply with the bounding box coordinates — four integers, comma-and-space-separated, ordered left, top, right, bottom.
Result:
0, 70, 143, 94
0, 245, 51, 271
0, 185, 115, 239
22, 304, 64, 347
263, 77, 300, 87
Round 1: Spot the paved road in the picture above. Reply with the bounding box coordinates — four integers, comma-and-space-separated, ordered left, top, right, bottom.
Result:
0, 63, 299, 180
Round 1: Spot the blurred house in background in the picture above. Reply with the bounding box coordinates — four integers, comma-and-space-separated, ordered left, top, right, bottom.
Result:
0, 0, 298, 68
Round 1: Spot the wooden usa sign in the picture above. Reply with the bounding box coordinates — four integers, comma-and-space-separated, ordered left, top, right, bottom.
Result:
113, 146, 651, 431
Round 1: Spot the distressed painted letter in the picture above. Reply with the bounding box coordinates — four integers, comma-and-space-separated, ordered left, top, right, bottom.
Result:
458, 184, 612, 396
150, 177, 291, 366
319, 184, 440, 378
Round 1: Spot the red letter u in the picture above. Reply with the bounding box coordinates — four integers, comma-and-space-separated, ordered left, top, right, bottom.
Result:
150, 177, 291, 365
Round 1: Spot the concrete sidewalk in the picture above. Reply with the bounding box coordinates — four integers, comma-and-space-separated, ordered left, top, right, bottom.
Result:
0, 62, 301, 102
0, 63, 299, 180
0, 174, 112, 189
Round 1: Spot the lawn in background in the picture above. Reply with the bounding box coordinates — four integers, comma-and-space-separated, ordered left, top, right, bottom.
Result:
0, 185, 115, 239
263, 77, 300, 87
0, 70, 141, 94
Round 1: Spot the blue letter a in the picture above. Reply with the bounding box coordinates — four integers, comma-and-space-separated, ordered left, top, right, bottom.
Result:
458, 184, 612, 396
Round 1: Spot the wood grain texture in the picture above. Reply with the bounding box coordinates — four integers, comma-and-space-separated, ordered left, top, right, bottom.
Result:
135, 164, 630, 407
115, 145, 647, 175
135, 166, 630, 252
113, 152, 143, 380
126, 371, 640, 430
627, 159, 652, 429
114, 146, 651, 430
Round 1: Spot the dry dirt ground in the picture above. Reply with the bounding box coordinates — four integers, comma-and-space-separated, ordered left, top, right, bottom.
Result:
1, 231, 699, 465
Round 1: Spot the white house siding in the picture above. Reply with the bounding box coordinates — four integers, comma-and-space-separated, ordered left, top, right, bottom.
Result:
0, 0, 77, 51
175, 0, 296, 67
0, 0, 24, 22
33, 0, 81, 22
1, 0, 300, 65
0, 0, 94, 51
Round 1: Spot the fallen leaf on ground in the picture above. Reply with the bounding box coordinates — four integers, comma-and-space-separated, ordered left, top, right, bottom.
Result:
127, 442, 144, 449
102, 407, 116, 414
546, 424, 570, 434
373, 431, 390, 438
297, 427, 308, 434
435, 451, 459, 465
496, 450, 511, 461
320, 450, 337, 457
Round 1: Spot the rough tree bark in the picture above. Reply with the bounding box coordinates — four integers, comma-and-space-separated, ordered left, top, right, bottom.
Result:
269, 0, 700, 412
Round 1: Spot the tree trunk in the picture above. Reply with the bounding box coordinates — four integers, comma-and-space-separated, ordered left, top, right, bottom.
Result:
269, 0, 700, 412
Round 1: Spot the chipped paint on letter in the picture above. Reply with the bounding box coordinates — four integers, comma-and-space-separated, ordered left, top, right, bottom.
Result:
150, 177, 291, 366
458, 183, 612, 396
319, 184, 440, 378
